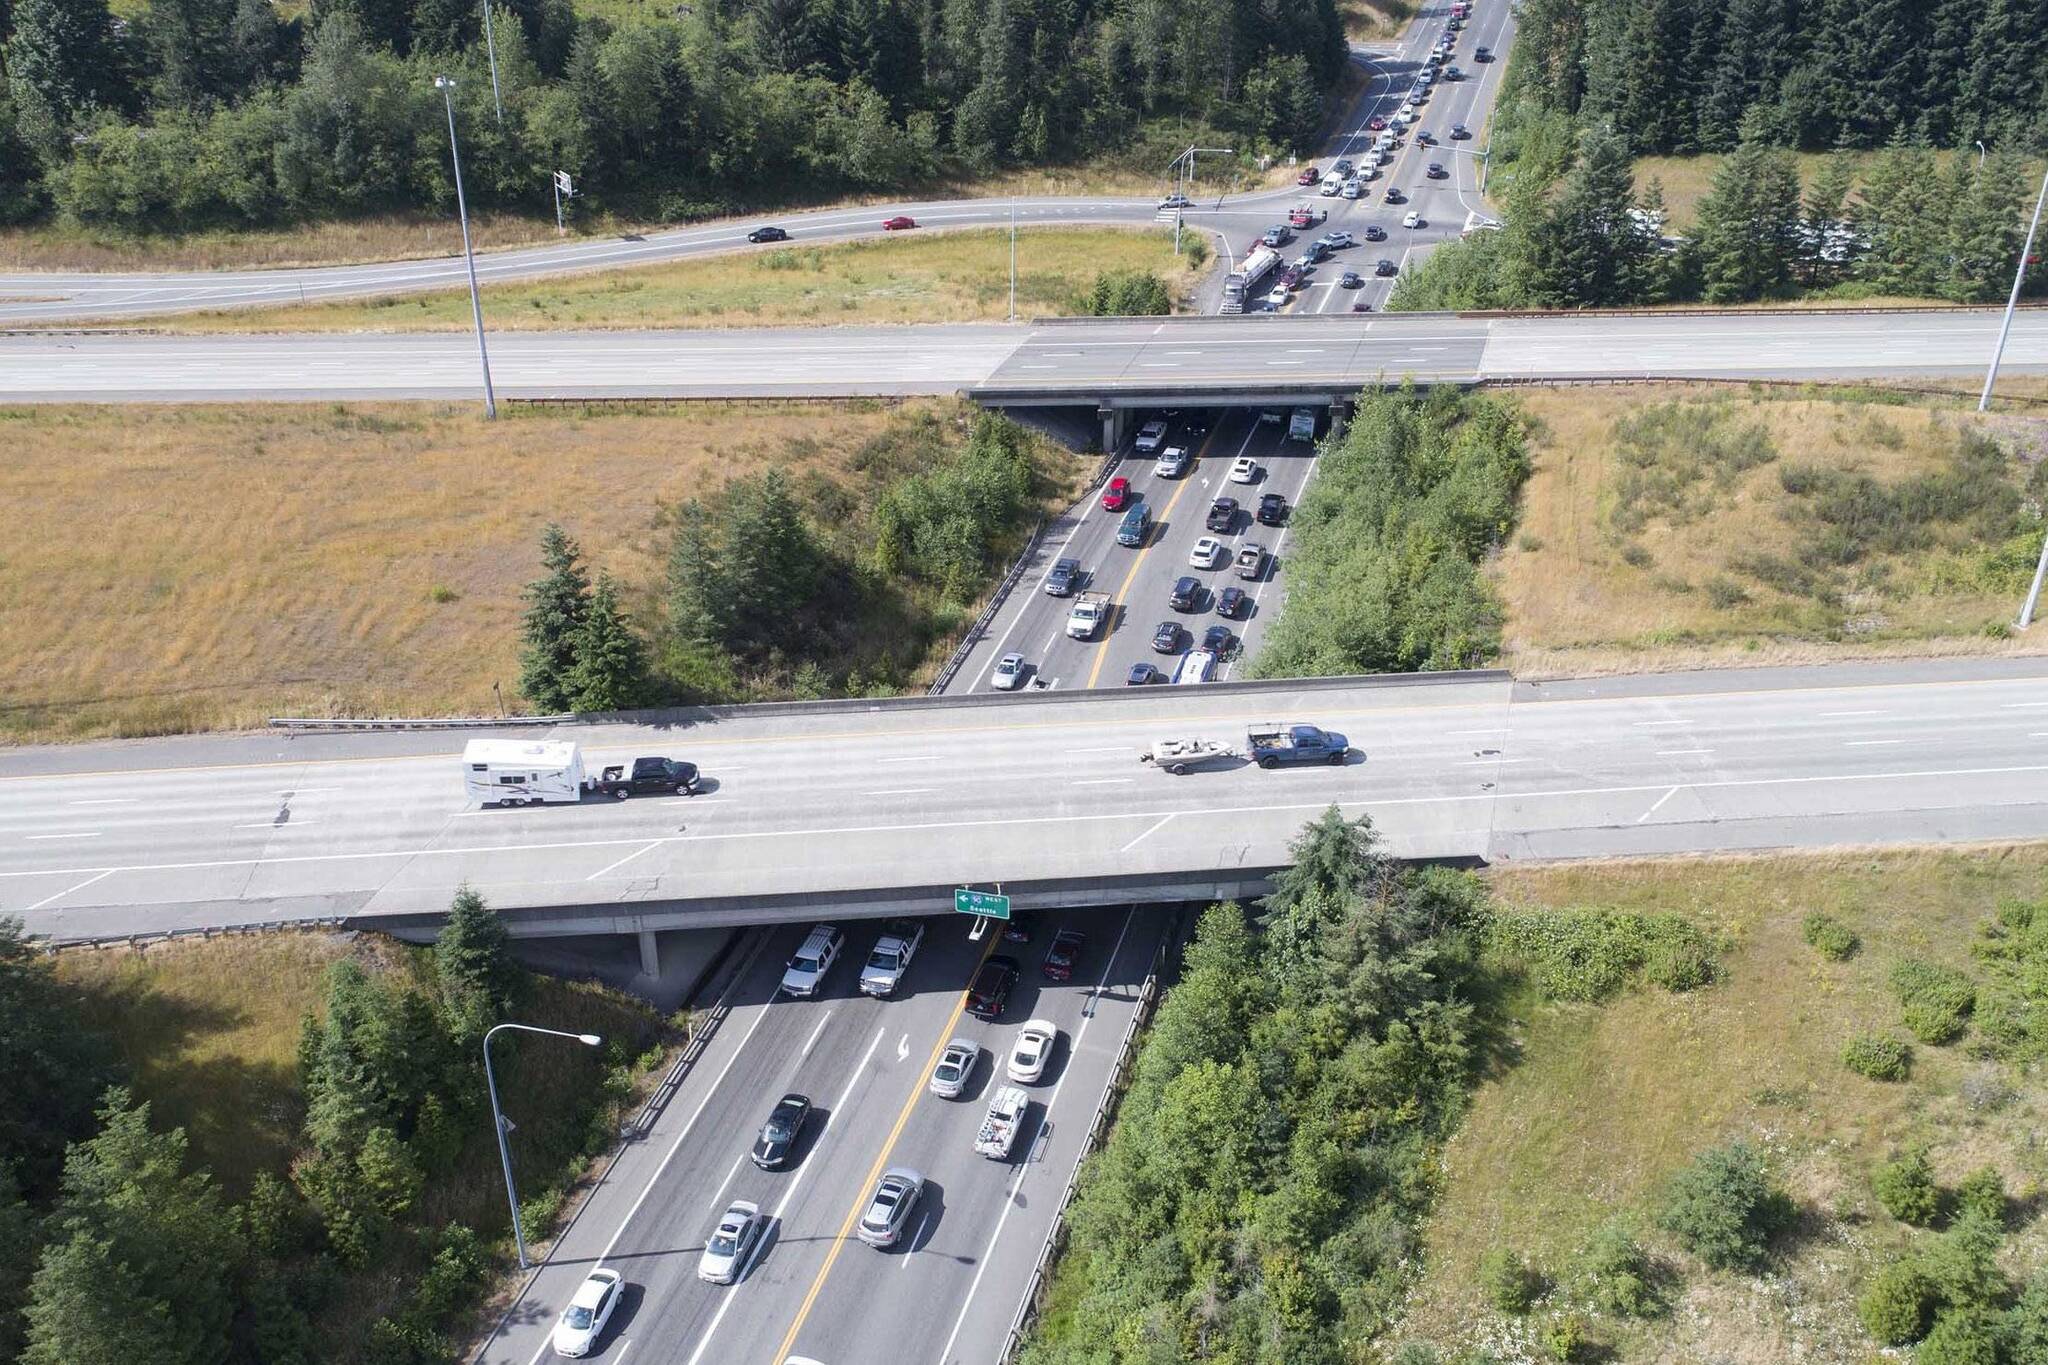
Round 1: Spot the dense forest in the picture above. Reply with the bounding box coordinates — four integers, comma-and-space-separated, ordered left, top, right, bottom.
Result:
0, 0, 1342, 231
1515, 0, 2048, 154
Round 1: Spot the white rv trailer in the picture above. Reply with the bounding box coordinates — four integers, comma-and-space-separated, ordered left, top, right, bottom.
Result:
462, 738, 588, 806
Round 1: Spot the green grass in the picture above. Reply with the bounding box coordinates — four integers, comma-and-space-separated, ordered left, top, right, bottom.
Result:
1395, 847, 2048, 1362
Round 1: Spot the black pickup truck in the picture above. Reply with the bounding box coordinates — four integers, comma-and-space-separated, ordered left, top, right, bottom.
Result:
592, 756, 700, 797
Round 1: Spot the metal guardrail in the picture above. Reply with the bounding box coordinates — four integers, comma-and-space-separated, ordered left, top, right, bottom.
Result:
1027, 301, 2047, 327
1476, 374, 2048, 408
36, 916, 352, 950
267, 714, 571, 731
997, 910, 1184, 1364
928, 516, 1046, 695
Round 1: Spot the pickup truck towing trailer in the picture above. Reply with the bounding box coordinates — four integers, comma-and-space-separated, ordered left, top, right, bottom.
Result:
463, 740, 698, 806
1066, 591, 1111, 640
592, 756, 700, 798
975, 1086, 1031, 1159
1246, 723, 1351, 768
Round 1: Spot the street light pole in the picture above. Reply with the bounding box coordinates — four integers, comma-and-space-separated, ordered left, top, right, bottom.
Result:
1978, 160, 2048, 414
1009, 196, 1017, 322
436, 76, 497, 420
485, 1022, 603, 1269
480, 0, 505, 124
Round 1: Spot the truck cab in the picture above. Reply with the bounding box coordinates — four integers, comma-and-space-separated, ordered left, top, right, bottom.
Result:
975, 1086, 1031, 1159
859, 918, 926, 997
596, 756, 700, 797
1066, 593, 1111, 640
1247, 723, 1352, 768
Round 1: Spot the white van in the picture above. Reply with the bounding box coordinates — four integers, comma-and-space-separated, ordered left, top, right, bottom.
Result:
1319, 173, 1343, 197
1342, 178, 1363, 199
462, 738, 587, 806
1174, 650, 1217, 685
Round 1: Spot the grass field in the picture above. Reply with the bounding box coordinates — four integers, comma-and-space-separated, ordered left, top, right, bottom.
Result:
1396, 846, 2048, 1363
0, 398, 1086, 742
153, 226, 1206, 331
1493, 383, 2048, 678
1340, 0, 1417, 42
0, 211, 591, 273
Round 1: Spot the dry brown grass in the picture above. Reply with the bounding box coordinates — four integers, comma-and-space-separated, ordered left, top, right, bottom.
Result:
153, 226, 1205, 332
1397, 845, 2048, 1363
1339, 0, 1416, 42
0, 397, 1075, 742
1493, 382, 2048, 679
0, 211, 594, 273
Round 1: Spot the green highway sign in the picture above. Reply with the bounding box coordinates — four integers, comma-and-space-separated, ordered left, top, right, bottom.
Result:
955, 888, 1012, 920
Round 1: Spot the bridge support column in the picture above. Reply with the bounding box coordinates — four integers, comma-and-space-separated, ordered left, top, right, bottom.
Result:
636, 928, 660, 978
1098, 405, 1127, 453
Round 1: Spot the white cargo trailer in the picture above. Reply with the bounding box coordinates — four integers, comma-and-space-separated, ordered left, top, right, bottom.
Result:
462, 738, 588, 806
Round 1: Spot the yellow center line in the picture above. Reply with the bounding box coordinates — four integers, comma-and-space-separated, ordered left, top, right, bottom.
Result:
1083, 422, 1229, 690
766, 929, 1002, 1365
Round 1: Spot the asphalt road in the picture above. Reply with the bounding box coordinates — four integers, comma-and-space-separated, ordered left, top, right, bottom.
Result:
471, 907, 1169, 1365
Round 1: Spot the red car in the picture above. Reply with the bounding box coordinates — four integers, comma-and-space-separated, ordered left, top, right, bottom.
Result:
1296, 166, 1319, 185
881, 215, 917, 230
1101, 476, 1132, 511
1368, 115, 1387, 131
1042, 928, 1085, 982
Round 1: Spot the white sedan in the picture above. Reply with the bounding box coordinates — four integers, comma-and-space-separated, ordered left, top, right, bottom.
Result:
697, 1201, 764, 1284
930, 1037, 981, 1099
1007, 1019, 1060, 1083
1264, 285, 1291, 309
990, 653, 1027, 690
1403, 211, 1424, 229
1188, 536, 1229, 569
552, 1269, 623, 1357
1229, 456, 1260, 484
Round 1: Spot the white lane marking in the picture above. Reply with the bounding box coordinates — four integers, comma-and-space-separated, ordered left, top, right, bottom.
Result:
1071, 778, 1134, 786
612, 1341, 632, 1365
933, 906, 1138, 1365
1654, 749, 1712, 757
1820, 710, 1889, 718
1636, 786, 1682, 824
904, 1212, 932, 1264
2001, 702, 2048, 709
2033, 732, 2048, 738
1454, 757, 1530, 765
1067, 746, 1128, 756
1847, 739, 1904, 747
585, 840, 669, 881
879, 755, 940, 763
1139, 362, 1180, 368
67, 799, 137, 806
513, 939, 777, 1365
897, 1032, 910, 1062
1632, 720, 1689, 727
870, 787, 937, 796
22, 868, 114, 912
1285, 348, 1326, 353
1445, 728, 1506, 735
26, 832, 101, 840
680, 1025, 886, 1365
1118, 813, 1176, 853
233, 819, 317, 829
800, 1009, 833, 1059
707, 1150, 749, 1215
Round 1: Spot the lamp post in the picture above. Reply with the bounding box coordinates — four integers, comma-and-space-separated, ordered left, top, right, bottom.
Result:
481, 0, 505, 124
1166, 146, 1233, 255
435, 76, 497, 420
485, 1022, 602, 1269
1978, 160, 2048, 415
1009, 195, 1017, 322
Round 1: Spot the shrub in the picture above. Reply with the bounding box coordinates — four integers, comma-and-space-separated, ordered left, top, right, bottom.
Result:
1704, 576, 1751, 608
1890, 959, 1976, 1044
1955, 1166, 2006, 1226
1573, 1220, 1662, 1318
1872, 1148, 1940, 1226
1920, 1212, 2008, 1311
1082, 269, 1173, 316
1860, 1260, 1937, 1345
1478, 1247, 1541, 1315
1541, 1312, 1589, 1362
1801, 913, 1859, 960
1387, 1346, 1442, 1365
1487, 910, 1719, 1003
1841, 1033, 1911, 1081
1656, 1141, 1789, 1271
1916, 1307, 2004, 1365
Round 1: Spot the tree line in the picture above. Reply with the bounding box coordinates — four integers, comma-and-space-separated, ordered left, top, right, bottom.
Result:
0, 897, 649, 1363
519, 409, 1047, 710
1515, 0, 2048, 155
0, 0, 1344, 232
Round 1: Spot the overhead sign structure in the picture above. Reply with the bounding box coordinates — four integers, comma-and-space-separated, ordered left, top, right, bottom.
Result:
954, 888, 1011, 920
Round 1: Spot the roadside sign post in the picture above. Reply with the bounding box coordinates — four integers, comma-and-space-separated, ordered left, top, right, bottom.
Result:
956, 886, 1010, 940
553, 171, 575, 235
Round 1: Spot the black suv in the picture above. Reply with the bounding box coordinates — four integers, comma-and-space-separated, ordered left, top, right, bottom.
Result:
1169, 576, 1202, 611
1258, 493, 1289, 525
966, 955, 1021, 1019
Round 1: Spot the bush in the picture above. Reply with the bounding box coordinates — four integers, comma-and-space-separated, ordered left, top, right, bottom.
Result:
1841, 1034, 1911, 1081
1920, 1212, 2008, 1311
1541, 1313, 1589, 1362
1916, 1307, 2004, 1365
1890, 959, 1976, 1044
1955, 1166, 2006, 1225
1859, 1261, 1936, 1345
1478, 1247, 1541, 1315
1081, 269, 1173, 316
1872, 1148, 1940, 1226
1573, 1220, 1662, 1318
1488, 909, 1720, 1003
1656, 1141, 1789, 1271
1801, 913, 1859, 960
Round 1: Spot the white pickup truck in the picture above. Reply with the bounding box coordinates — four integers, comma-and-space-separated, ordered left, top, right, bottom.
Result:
1066, 592, 1110, 640
974, 1086, 1031, 1159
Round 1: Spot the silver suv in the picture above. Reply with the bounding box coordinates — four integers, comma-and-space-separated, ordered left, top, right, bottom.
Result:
857, 1167, 925, 1248
780, 924, 843, 998
859, 919, 926, 998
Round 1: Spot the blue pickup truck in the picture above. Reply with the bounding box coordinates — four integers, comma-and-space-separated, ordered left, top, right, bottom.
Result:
1247, 723, 1351, 768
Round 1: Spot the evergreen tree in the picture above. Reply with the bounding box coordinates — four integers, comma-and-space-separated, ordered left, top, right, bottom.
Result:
300, 959, 449, 1160
1263, 805, 1397, 928
1945, 148, 2032, 303
1691, 115, 1805, 302
3, 0, 122, 155
1854, 140, 1947, 296
1523, 123, 1652, 307
435, 885, 523, 1044
0, 916, 119, 1198
518, 522, 591, 713
21, 1090, 241, 1365
0, 1164, 35, 1363
1799, 152, 1858, 287
717, 472, 823, 657
665, 509, 725, 651
567, 571, 648, 712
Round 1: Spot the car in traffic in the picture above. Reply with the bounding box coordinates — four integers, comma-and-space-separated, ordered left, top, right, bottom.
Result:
1206, 496, 1239, 532
967, 954, 1020, 1019
1475, 46, 1491, 61
1152, 445, 1190, 478
1217, 585, 1249, 618
1264, 285, 1291, 309
1202, 624, 1235, 655
746, 226, 789, 243
990, 652, 1028, 690
1007, 1019, 1059, 1083
856, 1167, 924, 1248
929, 1038, 980, 1099
1331, 158, 1354, 177
1101, 476, 1132, 511
1287, 204, 1321, 228
1042, 556, 1081, 596
1175, 648, 1217, 684
1296, 166, 1320, 185
1426, 163, 1447, 179
1117, 502, 1149, 546
1341, 271, 1364, 288
1169, 576, 1203, 611
552, 1269, 623, 1357
1126, 662, 1163, 685
859, 918, 926, 997
1258, 492, 1289, 525
1188, 536, 1228, 568
698, 1200, 764, 1284
1451, 123, 1472, 139
1445, 65, 1463, 80
1417, 130, 1436, 146
1150, 621, 1183, 653
1235, 543, 1269, 580
1367, 114, 1387, 130
751, 1093, 812, 1169
1262, 224, 1294, 247
1002, 909, 1037, 943
1364, 224, 1387, 241
1134, 419, 1169, 452
1229, 456, 1260, 484
1278, 266, 1306, 289
1403, 210, 1425, 228
1384, 184, 1405, 203
1042, 928, 1085, 981
780, 924, 843, 998
881, 215, 917, 230
1376, 258, 1399, 276
1321, 230, 1355, 249
1159, 192, 1193, 209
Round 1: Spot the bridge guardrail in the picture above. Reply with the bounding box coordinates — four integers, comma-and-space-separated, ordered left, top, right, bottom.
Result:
267, 714, 572, 731
929, 516, 1045, 696
1025, 301, 2046, 327
35, 916, 352, 950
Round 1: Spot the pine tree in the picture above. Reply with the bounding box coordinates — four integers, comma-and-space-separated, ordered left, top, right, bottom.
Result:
1524, 123, 1651, 307
1854, 140, 1947, 296
1799, 153, 1858, 286
665, 508, 726, 650
568, 571, 648, 712
0, 1165, 34, 1363
1691, 115, 1805, 302
1945, 148, 2032, 303
0, 916, 118, 1198
435, 885, 523, 1044
3, 0, 121, 156
518, 522, 591, 713
1263, 805, 1397, 927
21, 1090, 241, 1365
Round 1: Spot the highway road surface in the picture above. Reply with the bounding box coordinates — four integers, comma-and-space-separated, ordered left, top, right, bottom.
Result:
9, 657, 2048, 943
